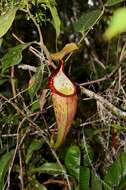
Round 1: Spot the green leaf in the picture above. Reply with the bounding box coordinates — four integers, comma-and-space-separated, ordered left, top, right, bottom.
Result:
0, 38, 3, 47
73, 9, 103, 33
79, 167, 90, 190
0, 79, 8, 85
25, 139, 43, 165
0, 8, 17, 38
28, 65, 45, 100
4, 113, 19, 125
104, 8, 126, 40
31, 162, 65, 175
34, 180, 47, 190
106, 0, 125, 7
1, 43, 32, 73
45, 0, 60, 38
104, 152, 126, 189
0, 150, 14, 190
26, 179, 47, 190
74, 186, 80, 190
111, 124, 124, 130
91, 171, 102, 190
83, 144, 94, 167
65, 145, 80, 181
30, 100, 40, 112
118, 175, 126, 190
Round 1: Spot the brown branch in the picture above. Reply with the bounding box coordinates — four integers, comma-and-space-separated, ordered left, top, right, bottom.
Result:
91, 52, 106, 70
12, 33, 42, 59
43, 179, 72, 186
80, 41, 126, 87
12, 33, 57, 69
19, 148, 24, 189
0, 94, 71, 190
80, 86, 126, 120
0, 131, 39, 138
6, 118, 27, 189
79, 61, 123, 86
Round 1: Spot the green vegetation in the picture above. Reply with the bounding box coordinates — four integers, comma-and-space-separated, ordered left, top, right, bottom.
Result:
0, 0, 126, 189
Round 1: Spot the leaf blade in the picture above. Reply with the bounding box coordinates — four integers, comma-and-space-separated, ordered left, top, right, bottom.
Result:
0, 150, 14, 190
25, 139, 43, 165
80, 166, 90, 190
28, 64, 45, 100
91, 170, 102, 190
45, 0, 60, 38
106, 0, 125, 7
1, 43, 32, 73
73, 9, 103, 33
31, 162, 65, 175
65, 145, 80, 181
0, 8, 17, 38
104, 152, 126, 189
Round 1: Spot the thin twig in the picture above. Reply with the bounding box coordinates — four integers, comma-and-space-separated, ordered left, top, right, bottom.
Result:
12, 33, 42, 59
26, 6, 57, 69
80, 86, 126, 120
37, 127, 72, 190
0, 87, 29, 109
65, 6, 105, 63
12, 32, 56, 69
79, 61, 123, 86
1, 94, 71, 190
119, 42, 126, 62
43, 179, 72, 187
10, 66, 17, 102
6, 117, 26, 190
0, 131, 39, 138
19, 149, 24, 190
80, 119, 102, 127
12, 33, 25, 44
29, 46, 43, 59
91, 52, 106, 70
82, 131, 111, 190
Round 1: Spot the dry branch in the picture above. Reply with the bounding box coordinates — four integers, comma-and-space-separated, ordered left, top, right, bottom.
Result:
80, 86, 126, 121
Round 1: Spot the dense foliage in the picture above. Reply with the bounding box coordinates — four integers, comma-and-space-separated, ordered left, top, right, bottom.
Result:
0, 0, 126, 189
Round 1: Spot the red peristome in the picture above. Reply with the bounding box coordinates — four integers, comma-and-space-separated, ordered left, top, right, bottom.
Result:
48, 60, 76, 97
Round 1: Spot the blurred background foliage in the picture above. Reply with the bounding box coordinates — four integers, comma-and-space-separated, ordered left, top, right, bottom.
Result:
1, 0, 126, 190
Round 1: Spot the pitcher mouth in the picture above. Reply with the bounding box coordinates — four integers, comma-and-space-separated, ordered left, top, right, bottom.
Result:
48, 61, 76, 97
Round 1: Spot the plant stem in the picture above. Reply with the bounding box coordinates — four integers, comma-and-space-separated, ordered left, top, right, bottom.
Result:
27, 5, 57, 69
